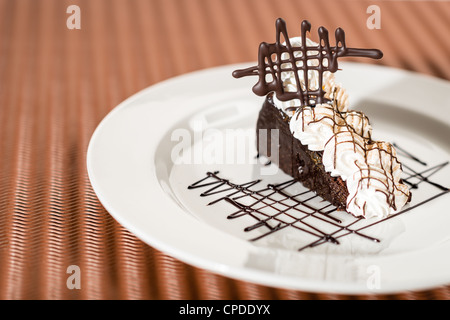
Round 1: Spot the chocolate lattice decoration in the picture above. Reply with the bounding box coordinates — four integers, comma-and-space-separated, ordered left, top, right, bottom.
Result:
232, 18, 383, 107
188, 148, 449, 252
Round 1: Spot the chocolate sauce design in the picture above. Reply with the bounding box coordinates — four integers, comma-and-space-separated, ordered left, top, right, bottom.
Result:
188, 150, 449, 252
232, 18, 382, 107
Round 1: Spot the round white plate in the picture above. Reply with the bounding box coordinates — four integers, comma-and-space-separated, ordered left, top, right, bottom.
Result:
87, 62, 450, 294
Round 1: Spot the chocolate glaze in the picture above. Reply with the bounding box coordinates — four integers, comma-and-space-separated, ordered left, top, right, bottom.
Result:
232, 18, 382, 107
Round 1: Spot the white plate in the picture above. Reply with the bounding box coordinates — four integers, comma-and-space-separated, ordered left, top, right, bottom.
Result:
87, 62, 450, 294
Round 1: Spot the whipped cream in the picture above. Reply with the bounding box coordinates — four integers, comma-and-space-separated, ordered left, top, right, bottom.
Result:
290, 104, 410, 218
346, 165, 410, 219
322, 129, 368, 181
283, 39, 410, 219
289, 104, 338, 151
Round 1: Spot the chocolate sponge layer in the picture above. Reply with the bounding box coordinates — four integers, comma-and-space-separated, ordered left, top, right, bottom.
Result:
256, 94, 349, 210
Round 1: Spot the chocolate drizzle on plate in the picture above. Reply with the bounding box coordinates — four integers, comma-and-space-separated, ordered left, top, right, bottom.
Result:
188, 148, 449, 252
232, 18, 382, 107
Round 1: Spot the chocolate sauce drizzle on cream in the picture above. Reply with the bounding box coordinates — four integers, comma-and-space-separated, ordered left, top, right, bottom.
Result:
292, 102, 410, 216
188, 151, 449, 252
232, 18, 382, 107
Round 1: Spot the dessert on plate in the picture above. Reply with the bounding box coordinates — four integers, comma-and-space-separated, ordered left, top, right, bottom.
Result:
233, 18, 411, 219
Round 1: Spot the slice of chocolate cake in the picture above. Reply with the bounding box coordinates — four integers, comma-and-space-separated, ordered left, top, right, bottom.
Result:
233, 18, 411, 219
257, 93, 349, 210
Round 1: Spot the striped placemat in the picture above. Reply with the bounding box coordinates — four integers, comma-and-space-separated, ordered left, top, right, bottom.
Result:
0, 0, 449, 299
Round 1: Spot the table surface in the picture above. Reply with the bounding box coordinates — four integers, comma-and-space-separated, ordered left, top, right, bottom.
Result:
0, 0, 449, 300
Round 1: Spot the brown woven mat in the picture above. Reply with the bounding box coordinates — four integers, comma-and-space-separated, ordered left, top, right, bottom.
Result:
0, 0, 449, 300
